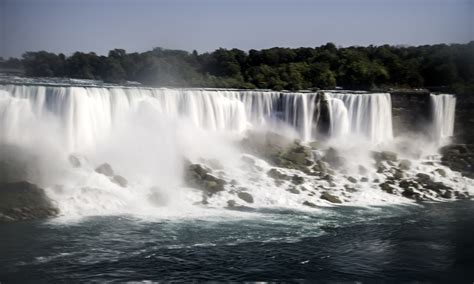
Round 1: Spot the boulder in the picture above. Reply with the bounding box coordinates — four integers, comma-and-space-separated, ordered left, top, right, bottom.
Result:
0, 182, 59, 222
227, 200, 237, 208
95, 163, 114, 177
111, 175, 128, 188
373, 151, 398, 162
402, 188, 418, 199
441, 191, 453, 199
237, 191, 254, 203
68, 155, 81, 168
287, 187, 300, 194
347, 176, 357, 183
320, 191, 342, 204
303, 200, 317, 208
399, 159, 412, 170
416, 173, 431, 184
380, 182, 396, 194
267, 168, 291, 181
185, 163, 226, 195
322, 174, 334, 182
434, 168, 447, 177
292, 175, 305, 185
310, 160, 329, 176
399, 180, 419, 190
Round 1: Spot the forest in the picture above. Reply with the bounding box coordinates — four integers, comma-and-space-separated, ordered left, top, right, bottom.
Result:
1, 42, 473, 94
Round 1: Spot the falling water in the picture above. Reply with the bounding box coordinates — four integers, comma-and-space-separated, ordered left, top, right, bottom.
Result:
430, 93, 456, 144
0, 83, 464, 217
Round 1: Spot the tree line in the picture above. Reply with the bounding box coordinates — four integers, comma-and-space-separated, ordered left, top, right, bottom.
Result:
1, 42, 473, 94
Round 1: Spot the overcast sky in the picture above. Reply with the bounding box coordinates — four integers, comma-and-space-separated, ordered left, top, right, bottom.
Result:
0, 0, 473, 58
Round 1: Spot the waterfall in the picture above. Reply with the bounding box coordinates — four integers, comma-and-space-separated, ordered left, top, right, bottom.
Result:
0, 85, 453, 150
328, 97, 349, 138
430, 93, 456, 144
0, 83, 466, 216
326, 92, 393, 144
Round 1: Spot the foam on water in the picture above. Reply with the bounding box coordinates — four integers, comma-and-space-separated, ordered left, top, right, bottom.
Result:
0, 84, 468, 219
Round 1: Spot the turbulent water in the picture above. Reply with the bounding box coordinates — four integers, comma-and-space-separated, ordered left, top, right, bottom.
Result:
0, 83, 471, 217
1, 80, 473, 281
1, 202, 474, 282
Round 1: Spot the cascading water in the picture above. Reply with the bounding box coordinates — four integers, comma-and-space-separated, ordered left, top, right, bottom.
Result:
430, 93, 456, 145
327, 92, 393, 144
0, 82, 469, 218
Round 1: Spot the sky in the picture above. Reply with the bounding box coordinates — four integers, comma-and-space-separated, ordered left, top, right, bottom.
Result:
0, 0, 473, 58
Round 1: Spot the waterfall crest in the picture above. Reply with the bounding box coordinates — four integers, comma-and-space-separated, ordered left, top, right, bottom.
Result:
0, 85, 399, 150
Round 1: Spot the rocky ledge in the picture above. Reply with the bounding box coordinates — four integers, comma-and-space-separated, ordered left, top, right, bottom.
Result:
440, 144, 474, 179
0, 182, 59, 222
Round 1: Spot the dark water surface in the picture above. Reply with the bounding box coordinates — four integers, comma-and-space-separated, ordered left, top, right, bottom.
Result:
1, 201, 474, 282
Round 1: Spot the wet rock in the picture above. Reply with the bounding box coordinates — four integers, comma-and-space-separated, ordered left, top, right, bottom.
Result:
291, 175, 305, 185
455, 191, 470, 200
237, 191, 254, 203
441, 191, 453, 199
303, 201, 317, 208
377, 164, 387, 174
399, 159, 412, 170
402, 188, 418, 199
440, 144, 469, 156
95, 163, 114, 177
416, 173, 432, 184
287, 187, 300, 194
434, 168, 447, 177
361, 177, 369, 182
241, 131, 313, 171
440, 144, 474, 178
322, 174, 334, 182
312, 160, 329, 175
399, 180, 419, 190
320, 191, 342, 204
227, 200, 237, 208
344, 185, 357, 193
267, 168, 291, 181
347, 176, 357, 183
186, 163, 226, 195
373, 151, 398, 162
0, 182, 59, 222
380, 182, 396, 194
111, 175, 128, 188
393, 169, 404, 180
68, 155, 81, 168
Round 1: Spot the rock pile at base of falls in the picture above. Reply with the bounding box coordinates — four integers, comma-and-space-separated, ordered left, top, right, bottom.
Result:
376, 151, 471, 201
440, 144, 474, 178
241, 131, 313, 172
0, 182, 59, 222
185, 162, 227, 196
94, 163, 128, 188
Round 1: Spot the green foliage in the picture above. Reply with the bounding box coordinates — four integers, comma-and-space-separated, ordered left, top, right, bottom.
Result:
14, 42, 474, 93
